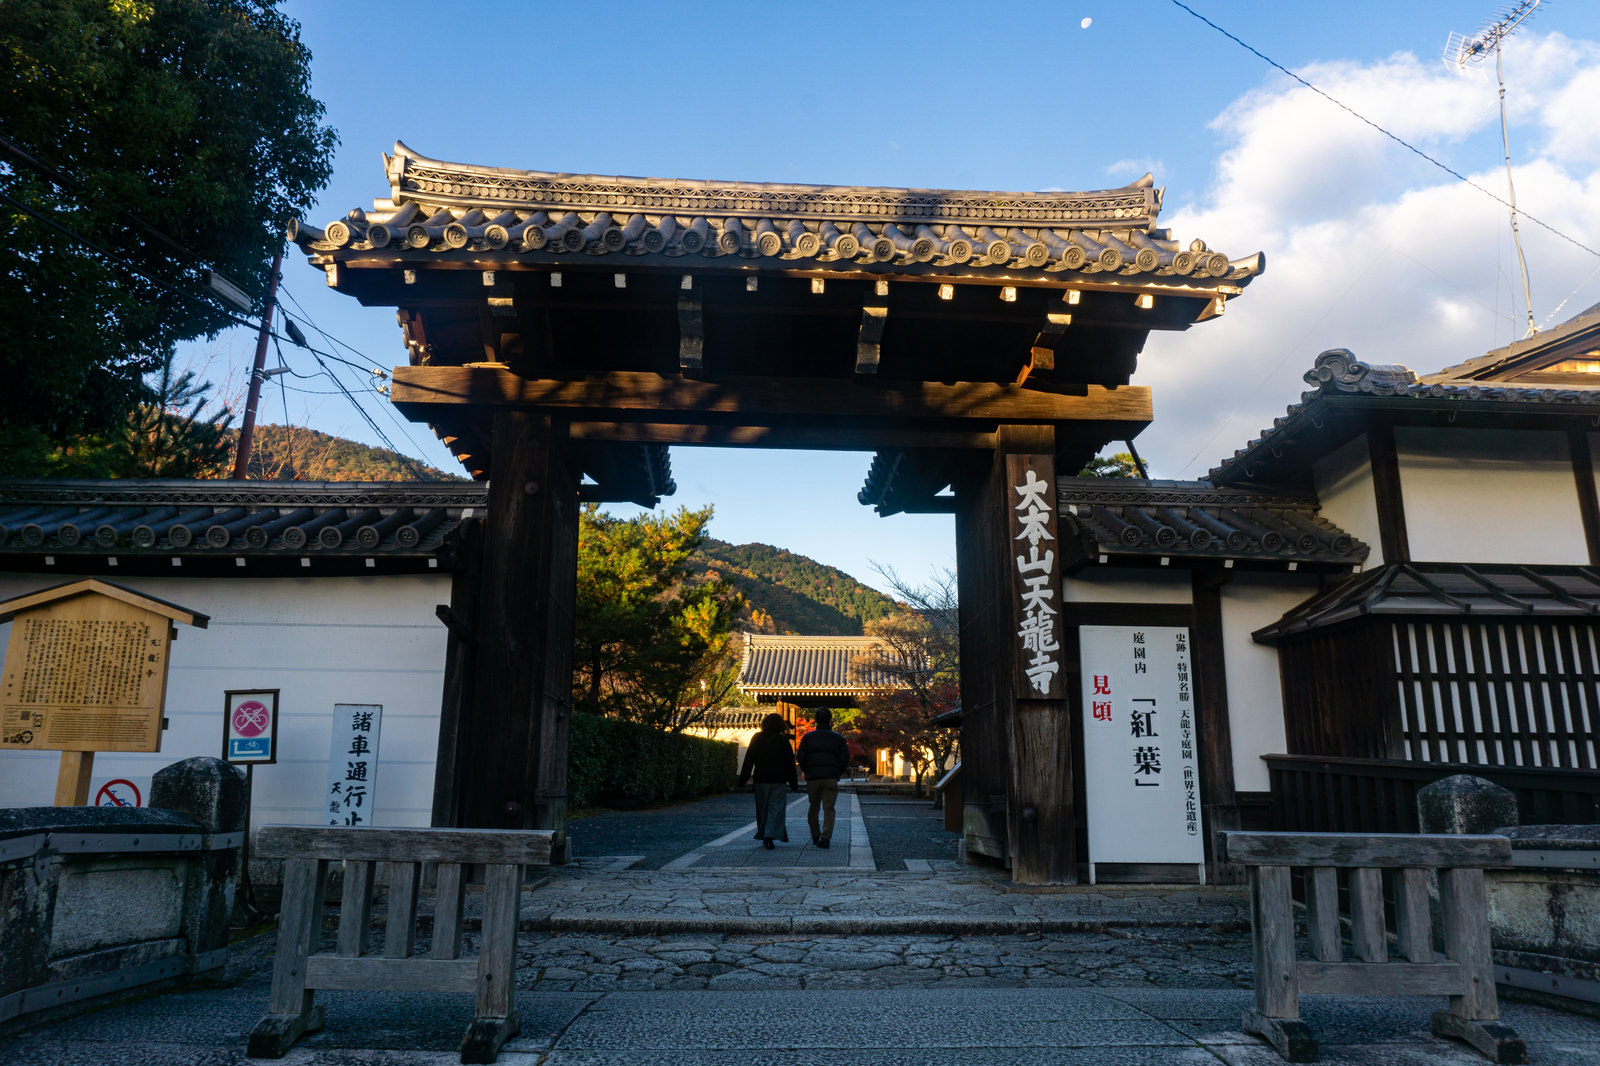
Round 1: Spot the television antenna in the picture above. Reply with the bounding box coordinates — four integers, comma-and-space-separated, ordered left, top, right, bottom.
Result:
1444, 0, 1541, 337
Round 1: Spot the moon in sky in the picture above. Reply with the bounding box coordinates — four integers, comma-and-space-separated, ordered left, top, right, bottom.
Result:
1081, 17, 1092, 29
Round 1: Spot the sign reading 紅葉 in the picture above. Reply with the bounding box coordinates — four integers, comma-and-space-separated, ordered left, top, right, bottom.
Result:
324, 703, 381, 827
1006, 454, 1062, 700
1080, 625, 1203, 881
223, 689, 279, 764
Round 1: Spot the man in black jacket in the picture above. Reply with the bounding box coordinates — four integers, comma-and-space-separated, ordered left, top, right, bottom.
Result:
796, 709, 851, 848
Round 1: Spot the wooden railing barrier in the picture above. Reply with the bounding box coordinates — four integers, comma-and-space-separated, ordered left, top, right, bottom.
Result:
247, 826, 553, 1064
1220, 831, 1526, 1065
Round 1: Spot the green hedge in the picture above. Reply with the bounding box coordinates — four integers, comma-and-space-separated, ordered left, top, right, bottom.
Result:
568, 712, 739, 810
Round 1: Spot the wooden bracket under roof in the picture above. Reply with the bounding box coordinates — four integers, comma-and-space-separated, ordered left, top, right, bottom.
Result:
1020, 311, 1072, 385
678, 276, 703, 371
857, 304, 888, 374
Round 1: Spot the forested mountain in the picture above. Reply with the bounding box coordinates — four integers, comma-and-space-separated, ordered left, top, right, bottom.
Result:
698, 539, 898, 635
245, 425, 466, 482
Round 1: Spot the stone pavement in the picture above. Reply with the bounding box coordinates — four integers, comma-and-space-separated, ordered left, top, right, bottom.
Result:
4, 794, 1598, 1064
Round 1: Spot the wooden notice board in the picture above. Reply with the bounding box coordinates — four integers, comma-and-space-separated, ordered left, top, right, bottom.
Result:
0, 579, 207, 803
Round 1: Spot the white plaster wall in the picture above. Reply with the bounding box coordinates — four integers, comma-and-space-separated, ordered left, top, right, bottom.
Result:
0, 573, 450, 830
1061, 569, 1193, 604
1217, 574, 1316, 792
1397, 427, 1586, 564
1311, 433, 1383, 567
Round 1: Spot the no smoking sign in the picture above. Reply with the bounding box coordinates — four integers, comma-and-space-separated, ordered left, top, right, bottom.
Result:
223, 689, 279, 764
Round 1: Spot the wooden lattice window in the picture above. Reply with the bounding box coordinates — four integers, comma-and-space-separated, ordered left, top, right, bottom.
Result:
1390, 620, 1600, 770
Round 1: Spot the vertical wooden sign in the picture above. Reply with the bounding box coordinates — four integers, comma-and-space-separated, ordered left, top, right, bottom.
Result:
1006, 452, 1063, 700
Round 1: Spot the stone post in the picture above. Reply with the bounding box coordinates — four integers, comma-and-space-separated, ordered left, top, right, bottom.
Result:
1417, 774, 1520, 836
151, 757, 247, 960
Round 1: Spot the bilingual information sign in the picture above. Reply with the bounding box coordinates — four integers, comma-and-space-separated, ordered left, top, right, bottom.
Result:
1079, 625, 1204, 880
223, 689, 279, 764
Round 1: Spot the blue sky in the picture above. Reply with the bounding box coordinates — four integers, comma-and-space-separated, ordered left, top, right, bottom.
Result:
194, 1, 1600, 593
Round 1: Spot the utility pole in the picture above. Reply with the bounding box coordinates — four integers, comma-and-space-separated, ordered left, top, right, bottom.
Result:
231, 249, 283, 479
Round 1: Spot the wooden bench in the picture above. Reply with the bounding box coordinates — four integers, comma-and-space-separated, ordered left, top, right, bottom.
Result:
247, 826, 553, 1064
1220, 831, 1525, 1064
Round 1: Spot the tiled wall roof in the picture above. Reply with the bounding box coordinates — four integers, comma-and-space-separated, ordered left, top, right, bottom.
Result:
1211, 348, 1600, 484
1253, 563, 1600, 643
0, 480, 483, 561
1058, 478, 1368, 569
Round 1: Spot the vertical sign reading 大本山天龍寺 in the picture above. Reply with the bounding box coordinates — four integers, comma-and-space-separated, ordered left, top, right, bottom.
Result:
1079, 625, 1204, 880
324, 704, 381, 827
1006, 454, 1062, 700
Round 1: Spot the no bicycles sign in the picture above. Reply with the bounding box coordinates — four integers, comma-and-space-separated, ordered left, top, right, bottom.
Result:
223, 689, 279, 764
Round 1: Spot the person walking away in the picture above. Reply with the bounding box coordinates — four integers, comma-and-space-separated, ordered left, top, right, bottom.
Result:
796, 708, 851, 848
737, 713, 798, 849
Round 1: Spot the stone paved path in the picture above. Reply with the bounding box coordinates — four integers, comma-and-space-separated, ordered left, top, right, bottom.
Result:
659, 792, 871, 870
508, 925, 1257, 992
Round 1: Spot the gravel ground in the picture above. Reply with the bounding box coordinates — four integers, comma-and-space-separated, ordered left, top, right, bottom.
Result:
858, 795, 962, 870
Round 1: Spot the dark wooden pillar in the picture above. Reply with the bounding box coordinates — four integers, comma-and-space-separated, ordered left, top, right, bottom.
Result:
431, 518, 481, 828
999, 426, 1075, 884
954, 455, 1007, 863
1191, 569, 1244, 883
458, 412, 579, 859
1569, 427, 1600, 565
1368, 422, 1410, 563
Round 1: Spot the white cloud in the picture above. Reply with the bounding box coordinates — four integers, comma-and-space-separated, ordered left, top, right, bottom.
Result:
1104, 158, 1163, 183
1135, 32, 1600, 480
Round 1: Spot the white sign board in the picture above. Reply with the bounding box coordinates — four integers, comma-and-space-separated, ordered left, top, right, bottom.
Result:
324, 703, 381, 827
1079, 625, 1204, 881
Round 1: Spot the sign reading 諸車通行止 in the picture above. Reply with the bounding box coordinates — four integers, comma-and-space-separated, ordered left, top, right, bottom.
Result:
1079, 625, 1204, 881
223, 689, 279, 764
324, 704, 381, 827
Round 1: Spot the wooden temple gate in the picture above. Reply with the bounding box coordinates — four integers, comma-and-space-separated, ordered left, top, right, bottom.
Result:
292, 143, 1260, 881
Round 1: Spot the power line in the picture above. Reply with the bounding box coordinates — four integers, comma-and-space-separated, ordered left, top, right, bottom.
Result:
274, 299, 431, 459
1167, 0, 1600, 260
277, 285, 390, 372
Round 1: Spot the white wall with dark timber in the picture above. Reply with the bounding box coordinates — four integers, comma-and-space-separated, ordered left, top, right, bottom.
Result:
0, 573, 450, 829
1060, 569, 1193, 604
1396, 427, 1587, 564
1218, 574, 1311, 792
1311, 433, 1383, 567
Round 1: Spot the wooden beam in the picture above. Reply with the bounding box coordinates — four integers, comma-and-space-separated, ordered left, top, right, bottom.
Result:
563, 421, 1004, 452
391, 366, 1153, 425
857, 304, 887, 374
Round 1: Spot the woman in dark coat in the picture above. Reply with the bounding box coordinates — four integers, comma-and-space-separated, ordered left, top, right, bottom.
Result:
737, 713, 798, 849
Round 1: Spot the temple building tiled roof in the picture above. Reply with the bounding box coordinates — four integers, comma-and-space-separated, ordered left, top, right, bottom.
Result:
0, 480, 485, 576
1057, 478, 1368, 571
1211, 348, 1600, 486
291, 142, 1264, 286
737, 634, 910, 705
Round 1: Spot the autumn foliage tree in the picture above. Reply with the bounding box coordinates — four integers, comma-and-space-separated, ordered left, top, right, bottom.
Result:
849, 567, 961, 797
572, 504, 744, 733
